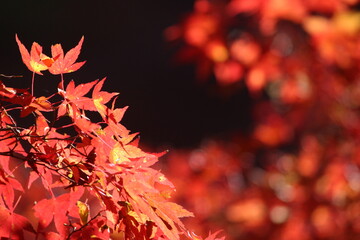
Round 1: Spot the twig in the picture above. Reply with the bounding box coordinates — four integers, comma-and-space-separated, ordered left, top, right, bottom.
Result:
66, 210, 105, 240
0, 74, 23, 79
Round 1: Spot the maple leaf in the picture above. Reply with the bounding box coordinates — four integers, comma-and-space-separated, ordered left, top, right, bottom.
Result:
92, 77, 119, 118
204, 231, 226, 240
110, 142, 148, 164
187, 230, 225, 240
122, 167, 194, 240
1, 84, 53, 117
74, 117, 101, 136
0, 205, 36, 239
48, 36, 86, 75
21, 95, 53, 117
103, 105, 131, 140
33, 188, 84, 237
125, 187, 181, 240
0, 81, 17, 98
149, 198, 194, 231
58, 79, 98, 117
0, 178, 23, 212
15, 34, 50, 75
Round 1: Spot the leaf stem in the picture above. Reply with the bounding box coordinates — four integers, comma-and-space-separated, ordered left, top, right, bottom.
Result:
31, 71, 35, 95
60, 73, 64, 90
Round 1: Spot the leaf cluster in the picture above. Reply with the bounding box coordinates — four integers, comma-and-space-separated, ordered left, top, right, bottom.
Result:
0, 36, 224, 240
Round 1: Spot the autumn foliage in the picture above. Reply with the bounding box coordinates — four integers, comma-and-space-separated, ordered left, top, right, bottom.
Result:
163, 0, 360, 240
0, 36, 224, 240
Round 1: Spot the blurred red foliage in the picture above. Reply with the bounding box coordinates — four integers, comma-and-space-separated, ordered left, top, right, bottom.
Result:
164, 0, 360, 239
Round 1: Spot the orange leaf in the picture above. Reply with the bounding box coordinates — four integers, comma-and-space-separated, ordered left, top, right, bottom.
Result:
15, 34, 49, 74
48, 36, 86, 74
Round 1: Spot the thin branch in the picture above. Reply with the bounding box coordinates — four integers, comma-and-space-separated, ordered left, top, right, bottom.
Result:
66, 210, 105, 240
0, 74, 23, 79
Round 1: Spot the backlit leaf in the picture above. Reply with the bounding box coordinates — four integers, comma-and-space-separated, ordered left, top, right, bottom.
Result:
49, 36, 86, 74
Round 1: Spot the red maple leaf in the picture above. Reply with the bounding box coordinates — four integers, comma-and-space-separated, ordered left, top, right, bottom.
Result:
15, 34, 51, 75
33, 188, 84, 237
0, 81, 17, 98
187, 230, 225, 240
48, 36, 86, 75
92, 77, 119, 117
58, 79, 98, 117
0, 205, 36, 239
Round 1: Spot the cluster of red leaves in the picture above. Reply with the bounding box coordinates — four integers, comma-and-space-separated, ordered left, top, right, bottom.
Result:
163, 0, 360, 240
0, 36, 224, 240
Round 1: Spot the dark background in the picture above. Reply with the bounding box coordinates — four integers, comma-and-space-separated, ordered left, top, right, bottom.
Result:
0, 0, 249, 149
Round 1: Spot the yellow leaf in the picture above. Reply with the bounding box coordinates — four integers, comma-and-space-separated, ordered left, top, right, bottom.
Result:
110, 142, 131, 164
77, 201, 89, 225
